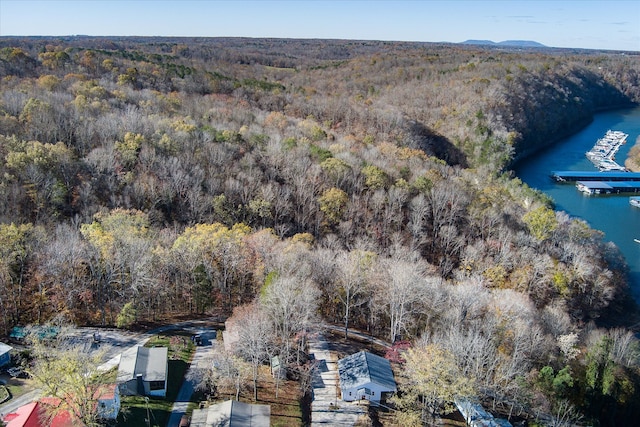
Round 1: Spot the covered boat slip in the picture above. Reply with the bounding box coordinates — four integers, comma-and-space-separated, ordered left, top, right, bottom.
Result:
576, 180, 640, 195
552, 171, 640, 182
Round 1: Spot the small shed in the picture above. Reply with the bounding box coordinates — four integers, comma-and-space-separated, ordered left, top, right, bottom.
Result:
117, 346, 168, 397
0, 342, 13, 368
190, 400, 271, 427
337, 350, 396, 403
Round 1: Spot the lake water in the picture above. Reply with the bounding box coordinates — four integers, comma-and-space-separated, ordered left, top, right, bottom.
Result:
514, 106, 640, 302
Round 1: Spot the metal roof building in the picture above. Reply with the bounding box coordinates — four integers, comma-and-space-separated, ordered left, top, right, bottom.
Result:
190, 400, 270, 427
117, 346, 168, 397
337, 351, 396, 403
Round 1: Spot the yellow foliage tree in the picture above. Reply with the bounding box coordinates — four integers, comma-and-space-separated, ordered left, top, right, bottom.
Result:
392, 343, 475, 424
318, 187, 349, 225
523, 205, 558, 241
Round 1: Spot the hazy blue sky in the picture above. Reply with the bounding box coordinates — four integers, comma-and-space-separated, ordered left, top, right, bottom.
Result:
1, 0, 638, 51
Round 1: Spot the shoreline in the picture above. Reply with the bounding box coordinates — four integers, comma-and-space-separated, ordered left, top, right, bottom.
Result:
509, 102, 639, 169
624, 135, 640, 172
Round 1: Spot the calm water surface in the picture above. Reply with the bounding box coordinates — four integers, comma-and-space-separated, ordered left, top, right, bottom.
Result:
514, 106, 640, 302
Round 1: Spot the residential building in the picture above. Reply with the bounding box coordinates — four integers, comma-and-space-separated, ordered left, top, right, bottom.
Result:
337, 350, 396, 404
117, 346, 168, 397
0, 342, 12, 368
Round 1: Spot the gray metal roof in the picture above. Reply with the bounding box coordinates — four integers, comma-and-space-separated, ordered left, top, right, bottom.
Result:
190, 400, 271, 427
337, 351, 396, 392
116, 346, 167, 383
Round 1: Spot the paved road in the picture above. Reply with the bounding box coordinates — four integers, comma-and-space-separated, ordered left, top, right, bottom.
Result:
322, 323, 392, 350
308, 332, 366, 426
165, 330, 217, 427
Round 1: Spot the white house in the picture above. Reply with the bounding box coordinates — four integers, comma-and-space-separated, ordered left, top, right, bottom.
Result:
190, 400, 271, 427
95, 384, 121, 421
117, 346, 168, 397
0, 342, 12, 368
337, 350, 396, 404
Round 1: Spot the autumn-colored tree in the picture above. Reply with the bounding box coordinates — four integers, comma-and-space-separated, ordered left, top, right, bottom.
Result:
523, 205, 558, 241
171, 222, 252, 310
0, 222, 41, 334
80, 209, 153, 325
27, 332, 108, 427
392, 342, 474, 424
114, 132, 144, 170
318, 187, 348, 226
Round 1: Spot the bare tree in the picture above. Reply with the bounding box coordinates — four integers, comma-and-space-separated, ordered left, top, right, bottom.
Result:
188, 347, 250, 401
260, 274, 320, 364
228, 302, 273, 401
333, 249, 375, 338
377, 253, 431, 342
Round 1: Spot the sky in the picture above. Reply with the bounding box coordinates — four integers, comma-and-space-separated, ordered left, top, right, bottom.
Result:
0, 0, 638, 52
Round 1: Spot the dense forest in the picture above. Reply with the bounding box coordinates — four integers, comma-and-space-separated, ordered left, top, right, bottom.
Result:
1, 36, 640, 425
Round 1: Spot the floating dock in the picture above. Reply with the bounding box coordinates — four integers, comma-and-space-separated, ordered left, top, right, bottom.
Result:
552, 171, 640, 182
585, 129, 628, 171
576, 180, 640, 195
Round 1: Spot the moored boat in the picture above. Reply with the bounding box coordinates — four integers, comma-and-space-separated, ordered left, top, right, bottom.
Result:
585, 130, 629, 171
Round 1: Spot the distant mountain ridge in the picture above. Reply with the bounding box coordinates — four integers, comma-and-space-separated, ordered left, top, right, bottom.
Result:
461, 39, 547, 48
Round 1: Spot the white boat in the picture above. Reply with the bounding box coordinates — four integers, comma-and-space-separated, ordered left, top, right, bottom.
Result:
585, 130, 629, 171
630, 197, 640, 208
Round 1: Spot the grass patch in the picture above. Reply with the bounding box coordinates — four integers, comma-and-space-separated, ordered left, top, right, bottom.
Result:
0, 384, 9, 403
115, 331, 195, 427
0, 374, 36, 401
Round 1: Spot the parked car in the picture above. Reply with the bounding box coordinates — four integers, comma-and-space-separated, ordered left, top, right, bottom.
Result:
7, 367, 28, 378
191, 334, 203, 346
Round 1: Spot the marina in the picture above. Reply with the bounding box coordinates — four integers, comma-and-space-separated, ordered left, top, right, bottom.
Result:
515, 106, 640, 302
585, 129, 628, 171
551, 130, 634, 196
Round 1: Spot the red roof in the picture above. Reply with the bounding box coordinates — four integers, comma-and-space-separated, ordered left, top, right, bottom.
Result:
3, 400, 84, 427
3, 402, 40, 427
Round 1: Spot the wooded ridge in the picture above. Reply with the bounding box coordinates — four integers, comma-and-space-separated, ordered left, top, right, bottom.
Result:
0, 36, 639, 425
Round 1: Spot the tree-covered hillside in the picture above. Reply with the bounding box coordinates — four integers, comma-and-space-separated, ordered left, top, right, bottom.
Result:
0, 37, 639, 425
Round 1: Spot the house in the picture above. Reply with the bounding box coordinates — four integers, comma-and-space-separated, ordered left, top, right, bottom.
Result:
337, 350, 396, 403
190, 400, 270, 427
95, 384, 120, 420
0, 342, 12, 368
2, 388, 119, 427
2, 400, 80, 427
117, 346, 168, 397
